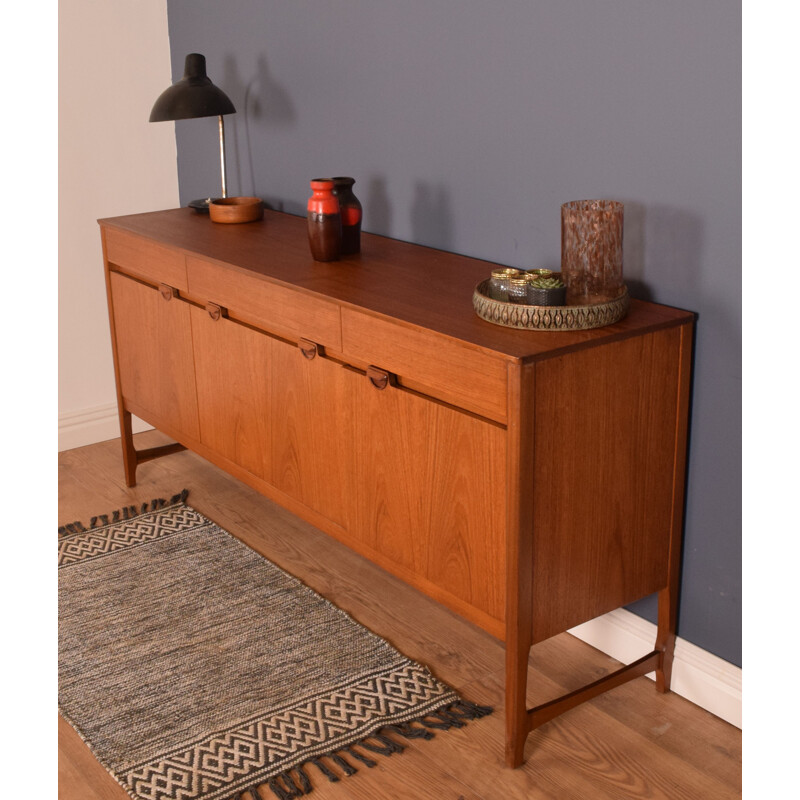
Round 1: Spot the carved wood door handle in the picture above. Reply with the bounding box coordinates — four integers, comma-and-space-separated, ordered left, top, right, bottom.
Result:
206, 302, 223, 321
299, 339, 318, 360
159, 283, 175, 301
366, 366, 392, 390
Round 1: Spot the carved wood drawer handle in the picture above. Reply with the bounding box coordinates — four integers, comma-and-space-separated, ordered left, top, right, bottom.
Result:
206, 302, 223, 321
367, 366, 392, 390
299, 339, 318, 360
159, 283, 175, 301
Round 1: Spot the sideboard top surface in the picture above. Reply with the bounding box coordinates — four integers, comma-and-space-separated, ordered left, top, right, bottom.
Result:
99, 208, 694, 363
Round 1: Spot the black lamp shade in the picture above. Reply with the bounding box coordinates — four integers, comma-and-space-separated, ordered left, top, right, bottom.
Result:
149, 53, 236, 122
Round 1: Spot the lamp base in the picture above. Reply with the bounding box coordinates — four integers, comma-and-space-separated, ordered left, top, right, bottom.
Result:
188, 198, 214, 213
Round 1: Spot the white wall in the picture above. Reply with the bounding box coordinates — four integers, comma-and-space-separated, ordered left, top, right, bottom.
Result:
59, 0, 179, 450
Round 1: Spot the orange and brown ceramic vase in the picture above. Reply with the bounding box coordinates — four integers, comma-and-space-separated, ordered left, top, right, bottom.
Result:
332, 176, 362, 255
307, 179, 342, 262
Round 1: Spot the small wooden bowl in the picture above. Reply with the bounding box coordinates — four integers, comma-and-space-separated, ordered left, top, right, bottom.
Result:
209, 197, 264, 224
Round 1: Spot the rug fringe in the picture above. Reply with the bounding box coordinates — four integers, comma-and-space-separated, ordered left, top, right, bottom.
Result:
58, 489, 190, 537
330, 752, 358, 776
358, 732, 406, 756
227, 699, 493, 800
345, 744, 377, 768
384, 720, 435, 740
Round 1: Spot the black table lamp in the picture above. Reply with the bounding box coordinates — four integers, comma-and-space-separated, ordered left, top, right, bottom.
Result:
150, 53, 236, 209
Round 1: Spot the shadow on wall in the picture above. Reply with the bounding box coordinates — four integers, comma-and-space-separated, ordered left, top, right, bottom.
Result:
622, 203, 706, 629
620, 200, 650, 301
411, 182, 453, 252
644, 205, 705, 299
365, 176, 392, 237
619, 201, 704, 306
222, 54, 296, 198
364, 179, 454, 251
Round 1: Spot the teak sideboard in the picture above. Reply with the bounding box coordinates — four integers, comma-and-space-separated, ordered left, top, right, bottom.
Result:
99, 208, 694, 766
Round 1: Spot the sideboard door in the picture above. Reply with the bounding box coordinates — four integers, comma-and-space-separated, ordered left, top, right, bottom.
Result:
269, 338, 353, 530
353, 378, 506, 626
109, 272, 200, 440
189, 307, 274, 483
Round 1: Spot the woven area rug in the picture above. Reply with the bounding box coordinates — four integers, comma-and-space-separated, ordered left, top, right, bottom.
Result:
58, 490, 492, 800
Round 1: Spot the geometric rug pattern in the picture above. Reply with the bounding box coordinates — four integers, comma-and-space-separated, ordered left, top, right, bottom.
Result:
59, 491, 491, 800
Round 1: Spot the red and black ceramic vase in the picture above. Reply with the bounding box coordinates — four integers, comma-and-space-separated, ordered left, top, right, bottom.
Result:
331, 176, 362, 255
307, 179, 342, 262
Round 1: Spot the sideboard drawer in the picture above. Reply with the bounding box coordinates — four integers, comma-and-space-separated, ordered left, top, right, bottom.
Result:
104, 228, 188, 292
186, 256, 342, 349
341, 308, 508, 422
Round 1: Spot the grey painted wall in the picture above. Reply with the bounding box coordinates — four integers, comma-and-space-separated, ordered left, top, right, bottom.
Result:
164, 0, 741, 666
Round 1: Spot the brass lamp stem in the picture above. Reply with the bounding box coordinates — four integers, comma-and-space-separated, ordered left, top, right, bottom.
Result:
218, 114, 228, 198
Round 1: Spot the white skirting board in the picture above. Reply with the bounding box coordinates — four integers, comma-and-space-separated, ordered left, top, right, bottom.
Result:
59, 403, 153, 452
569, 608, 741, 728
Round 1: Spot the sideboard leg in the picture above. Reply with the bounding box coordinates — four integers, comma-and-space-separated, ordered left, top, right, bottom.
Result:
119, 409, 138, 487
655, 321, 693, 694
505, 361, 536, 767
655, 585, 677, 693
505, 636, 532, 767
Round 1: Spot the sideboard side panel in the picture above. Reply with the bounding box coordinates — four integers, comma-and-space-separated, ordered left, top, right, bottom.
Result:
530, 326, 683, 642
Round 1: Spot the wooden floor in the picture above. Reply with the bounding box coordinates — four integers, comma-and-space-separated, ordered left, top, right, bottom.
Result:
58, 430, 742, 800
